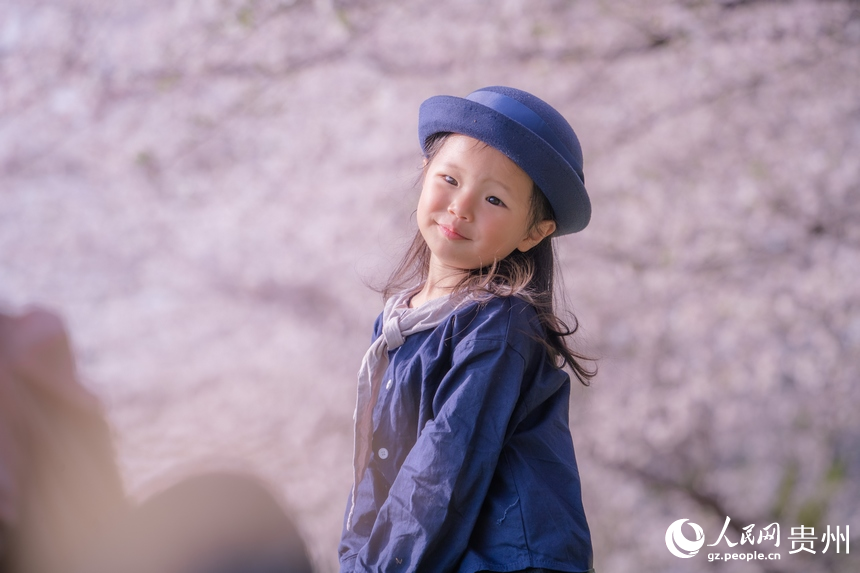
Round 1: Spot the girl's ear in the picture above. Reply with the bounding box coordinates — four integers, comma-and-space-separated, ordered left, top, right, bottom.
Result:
517, 220, 556, 252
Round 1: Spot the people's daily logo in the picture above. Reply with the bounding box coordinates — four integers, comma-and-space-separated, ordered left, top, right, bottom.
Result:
665, 519, 705, 558
665, 516, 849, 563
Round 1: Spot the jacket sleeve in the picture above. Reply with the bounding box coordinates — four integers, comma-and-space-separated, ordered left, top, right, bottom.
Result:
345, 335, 527, 573
338, 465, 385, 570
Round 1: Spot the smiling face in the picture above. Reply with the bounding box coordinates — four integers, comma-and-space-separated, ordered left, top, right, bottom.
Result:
416, 134, 556, 279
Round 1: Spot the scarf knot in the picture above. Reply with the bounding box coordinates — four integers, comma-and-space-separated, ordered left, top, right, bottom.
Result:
382, 311, 405, 350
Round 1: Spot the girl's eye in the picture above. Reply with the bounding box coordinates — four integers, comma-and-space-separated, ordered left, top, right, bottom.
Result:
443, 175, 458, 186
486, 196, 505, 207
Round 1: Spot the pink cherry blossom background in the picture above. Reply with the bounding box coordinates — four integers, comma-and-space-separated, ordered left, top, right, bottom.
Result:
2, 1, 858, 571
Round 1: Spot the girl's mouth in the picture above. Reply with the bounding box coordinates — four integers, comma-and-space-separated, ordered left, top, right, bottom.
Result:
437, 223, 467, 240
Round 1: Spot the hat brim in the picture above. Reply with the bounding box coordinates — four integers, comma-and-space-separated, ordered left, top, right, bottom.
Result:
418, 95, 590, 235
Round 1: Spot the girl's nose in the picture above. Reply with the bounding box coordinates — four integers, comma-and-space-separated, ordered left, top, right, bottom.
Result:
448, 190, 475, 220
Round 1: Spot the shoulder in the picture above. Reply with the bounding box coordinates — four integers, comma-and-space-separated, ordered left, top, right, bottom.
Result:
372, 312, 383, 339
446, 296, 544, 354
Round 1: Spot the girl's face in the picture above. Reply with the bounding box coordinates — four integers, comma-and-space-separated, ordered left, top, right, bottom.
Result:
417, 134, 556, 274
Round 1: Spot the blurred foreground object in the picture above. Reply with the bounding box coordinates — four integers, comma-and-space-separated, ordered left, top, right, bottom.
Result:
0, 308, 127, 572
0, 308, 313, 573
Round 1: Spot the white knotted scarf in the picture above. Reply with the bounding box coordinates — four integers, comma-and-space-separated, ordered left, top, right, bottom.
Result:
346, 288, 465, 530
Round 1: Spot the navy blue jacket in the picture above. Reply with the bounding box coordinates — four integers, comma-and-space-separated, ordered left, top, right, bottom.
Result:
339, 296, 593, 573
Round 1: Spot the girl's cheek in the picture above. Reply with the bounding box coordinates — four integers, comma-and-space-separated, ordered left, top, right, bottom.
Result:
428, 184, 449, 207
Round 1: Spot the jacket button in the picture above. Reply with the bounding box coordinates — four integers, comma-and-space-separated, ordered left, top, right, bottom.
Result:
378, 447, 389, 460
386, 379, 393, 390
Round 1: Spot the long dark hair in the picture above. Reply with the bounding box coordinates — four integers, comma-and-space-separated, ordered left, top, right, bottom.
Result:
382, 133, 596, 386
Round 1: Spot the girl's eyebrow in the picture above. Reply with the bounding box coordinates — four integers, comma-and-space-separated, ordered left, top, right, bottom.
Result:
433, 160, 463, 172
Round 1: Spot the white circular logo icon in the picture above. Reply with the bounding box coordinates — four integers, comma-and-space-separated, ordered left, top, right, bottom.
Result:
665, 518, 705, 558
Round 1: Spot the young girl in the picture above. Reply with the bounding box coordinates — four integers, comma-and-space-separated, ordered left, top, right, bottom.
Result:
339, 86, 595, 573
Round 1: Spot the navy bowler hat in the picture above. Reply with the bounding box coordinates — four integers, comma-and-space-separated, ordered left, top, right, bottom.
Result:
418, 86, 590, 235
